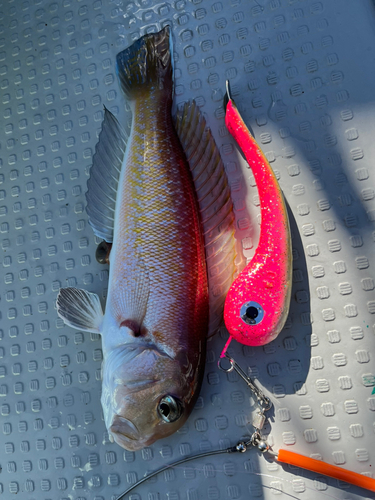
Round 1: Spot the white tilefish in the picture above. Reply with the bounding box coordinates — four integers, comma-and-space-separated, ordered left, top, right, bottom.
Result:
56, 26, 236, 451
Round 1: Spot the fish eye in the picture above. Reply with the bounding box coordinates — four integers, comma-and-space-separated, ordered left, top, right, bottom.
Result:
158, 395, 183, 423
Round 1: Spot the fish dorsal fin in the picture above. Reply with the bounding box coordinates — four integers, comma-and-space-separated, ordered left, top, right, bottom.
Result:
175, 101, 237, 336
56, 287, 104, 333
85, 107, 128, 243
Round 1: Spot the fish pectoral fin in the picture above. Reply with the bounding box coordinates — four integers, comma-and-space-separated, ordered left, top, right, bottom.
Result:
56, 287, 104, 334
111, 253, 150, 333
85, 107, 128, 243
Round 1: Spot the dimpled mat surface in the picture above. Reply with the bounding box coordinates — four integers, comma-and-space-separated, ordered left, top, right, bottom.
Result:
0, 1, 375, 499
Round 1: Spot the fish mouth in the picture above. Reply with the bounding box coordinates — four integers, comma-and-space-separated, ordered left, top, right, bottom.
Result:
110, 415, 140, 443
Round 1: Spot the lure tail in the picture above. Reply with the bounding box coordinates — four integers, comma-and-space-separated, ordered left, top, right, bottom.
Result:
116, 26, 173, 101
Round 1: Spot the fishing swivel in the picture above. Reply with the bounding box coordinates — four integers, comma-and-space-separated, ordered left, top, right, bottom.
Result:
234, 434, 270, 455
218, 352, 273, 455
218, 353, 272, 412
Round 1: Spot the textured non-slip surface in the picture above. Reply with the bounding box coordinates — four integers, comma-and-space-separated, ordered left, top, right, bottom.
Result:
0, 1, 374, 499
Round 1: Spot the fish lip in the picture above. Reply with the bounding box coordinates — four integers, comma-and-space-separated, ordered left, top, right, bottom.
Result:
110, 415, 140, 442
111, 432, 150, 451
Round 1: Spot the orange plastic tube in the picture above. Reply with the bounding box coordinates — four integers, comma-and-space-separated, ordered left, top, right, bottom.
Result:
277, 449, 375, 492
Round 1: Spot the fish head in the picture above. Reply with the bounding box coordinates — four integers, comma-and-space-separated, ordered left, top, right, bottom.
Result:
101, 342, 202, 451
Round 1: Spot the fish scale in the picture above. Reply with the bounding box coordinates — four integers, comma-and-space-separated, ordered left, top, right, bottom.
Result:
108, 97, 207, 352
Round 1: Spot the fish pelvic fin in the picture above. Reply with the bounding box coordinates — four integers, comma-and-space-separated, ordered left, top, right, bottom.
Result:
56, 287, 103, 334
174, 101, 237, 336
116, 26, 173, 101
85, 107, 128, 243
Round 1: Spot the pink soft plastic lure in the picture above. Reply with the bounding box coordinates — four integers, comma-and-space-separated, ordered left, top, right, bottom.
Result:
223, 82, 292, 348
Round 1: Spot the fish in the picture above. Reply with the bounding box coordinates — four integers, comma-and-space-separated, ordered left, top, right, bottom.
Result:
56, 26, 236, 451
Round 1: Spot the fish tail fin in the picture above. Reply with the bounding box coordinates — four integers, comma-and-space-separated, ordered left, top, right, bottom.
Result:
116, 26, 173, 101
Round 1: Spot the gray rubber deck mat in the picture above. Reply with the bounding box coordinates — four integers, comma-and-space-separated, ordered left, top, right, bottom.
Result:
0, 1, 374, 499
